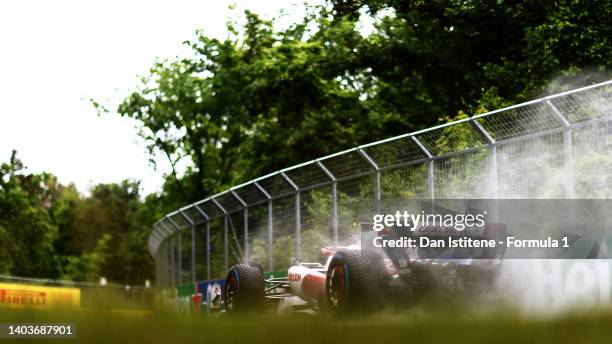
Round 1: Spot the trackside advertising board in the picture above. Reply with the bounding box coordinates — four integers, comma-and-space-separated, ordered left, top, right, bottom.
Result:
0, 283, 80, 309
175, 271, 287, 314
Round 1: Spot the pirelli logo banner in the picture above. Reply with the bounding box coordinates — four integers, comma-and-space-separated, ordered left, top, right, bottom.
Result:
0, 283, 80, 309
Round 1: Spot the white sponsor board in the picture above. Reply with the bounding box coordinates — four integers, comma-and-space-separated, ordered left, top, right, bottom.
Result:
500, 259, 612, 311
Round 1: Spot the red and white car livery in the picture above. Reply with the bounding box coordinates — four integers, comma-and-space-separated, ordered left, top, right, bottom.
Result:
223, 224, 508, 313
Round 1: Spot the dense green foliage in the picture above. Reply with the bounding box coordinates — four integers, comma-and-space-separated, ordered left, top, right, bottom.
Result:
117, 0, 610, 209
0, 150, 155, 284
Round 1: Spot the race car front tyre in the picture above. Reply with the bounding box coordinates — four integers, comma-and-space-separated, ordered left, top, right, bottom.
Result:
325, 249, 387, 313
224, 263, 264, 312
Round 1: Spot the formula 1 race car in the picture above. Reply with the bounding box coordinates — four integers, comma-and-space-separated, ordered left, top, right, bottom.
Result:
222, 223, 508, 314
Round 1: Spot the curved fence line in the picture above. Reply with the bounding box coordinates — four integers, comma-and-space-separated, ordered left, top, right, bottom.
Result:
149, 80, 612, 288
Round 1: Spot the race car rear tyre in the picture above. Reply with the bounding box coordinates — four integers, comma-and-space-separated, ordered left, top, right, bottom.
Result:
224, 263, 264, 312
325, 249, 387, 313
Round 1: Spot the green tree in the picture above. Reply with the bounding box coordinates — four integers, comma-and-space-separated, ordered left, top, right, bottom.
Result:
116, 1, 610, 209
341, 0, 611, 109
0, 151, 154, 284
59, 234, 112, 282
0, 151, 58, 277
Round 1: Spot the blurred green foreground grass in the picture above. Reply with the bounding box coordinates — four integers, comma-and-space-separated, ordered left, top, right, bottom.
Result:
2, 303, 612, 343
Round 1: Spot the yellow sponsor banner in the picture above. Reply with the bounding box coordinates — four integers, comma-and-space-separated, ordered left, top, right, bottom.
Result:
0, 283, 80, 309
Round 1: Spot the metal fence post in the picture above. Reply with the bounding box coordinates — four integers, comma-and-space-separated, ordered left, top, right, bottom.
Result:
470, 119, 498, 199
167, 216, 182, 285
154, 251, 160, 288
224, 216, 228, 272
282, 172, 301, 259
268, 200, 273, 270
177, 232, 182, 285
211, 199, 229, 273
206, 221, 210, 280
295, 191, 301, 258
375, 171, 381, 211
254, 182, 273, 271
318, 161, 338, 246
169, 236, 175, 288
489, 146, 498, 198
412, 137, 435, 199
358, 149, 381, 213
194, 205, 210, 281
332, 183, 338, 245
546, 99, 574, 198
179, 210, 196, 283
243, 207, 249, 261
564, 129, 573, 197
427, 162, 434, 199
158, 222, 173, 287
191, 225, 196, 282
230, 190, 249, 262
166, 247, 170, 288
159, 251, 162, 288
